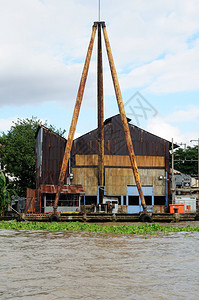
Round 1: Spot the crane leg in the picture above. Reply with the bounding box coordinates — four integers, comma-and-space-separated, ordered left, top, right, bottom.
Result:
53, 24, 97, 214
102, 24, 147, 212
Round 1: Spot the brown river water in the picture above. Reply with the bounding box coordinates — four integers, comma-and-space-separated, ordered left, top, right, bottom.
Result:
0, 228, 199, 300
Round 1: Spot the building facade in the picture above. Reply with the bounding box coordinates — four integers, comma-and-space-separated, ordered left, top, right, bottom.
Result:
71, 115, 172, 213
27, 115, 174, 214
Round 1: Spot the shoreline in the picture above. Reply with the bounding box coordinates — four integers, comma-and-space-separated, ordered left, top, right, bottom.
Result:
0, 221, 199, 235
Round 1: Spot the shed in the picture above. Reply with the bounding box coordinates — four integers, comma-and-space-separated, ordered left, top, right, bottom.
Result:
26, 125, 84, 213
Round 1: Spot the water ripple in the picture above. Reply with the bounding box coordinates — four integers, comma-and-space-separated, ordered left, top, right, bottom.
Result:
0, 230, 198, 299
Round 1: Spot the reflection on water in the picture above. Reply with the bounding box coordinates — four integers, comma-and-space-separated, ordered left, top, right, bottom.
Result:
0, 229, 198, 300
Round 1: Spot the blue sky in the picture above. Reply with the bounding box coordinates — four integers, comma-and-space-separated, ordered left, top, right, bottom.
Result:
0, 0, 199, 146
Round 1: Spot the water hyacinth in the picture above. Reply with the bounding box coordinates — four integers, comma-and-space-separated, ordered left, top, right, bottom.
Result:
0, 221, 199, 235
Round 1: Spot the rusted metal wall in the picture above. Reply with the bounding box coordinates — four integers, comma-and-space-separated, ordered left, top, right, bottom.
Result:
72, 167, 166, 196
75, 154, 165, 168
26, 188, 36, 214
35, 126, 67, 189
34, 116, 173, 202
71, 114, 171, 171
40, 184, 84, 194
105, 168, 166, 196
70, 115, 172, 197
72, 168, 98, 195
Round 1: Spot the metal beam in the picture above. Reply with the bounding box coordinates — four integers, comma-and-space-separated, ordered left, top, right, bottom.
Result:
97, 22, 104, 204
53, 24, 97, 213
102, 24, 147, 212
171, 188, 199, 192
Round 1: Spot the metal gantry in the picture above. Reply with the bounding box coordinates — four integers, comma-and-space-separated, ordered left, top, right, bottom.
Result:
53, 21, 147, 214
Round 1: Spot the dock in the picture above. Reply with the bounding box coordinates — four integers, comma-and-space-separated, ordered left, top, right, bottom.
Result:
19, 212, 199, 223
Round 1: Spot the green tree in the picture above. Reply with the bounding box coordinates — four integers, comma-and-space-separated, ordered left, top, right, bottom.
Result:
174, 146, 198, 178
48, 124, 66, 137
0, 117, 66, 196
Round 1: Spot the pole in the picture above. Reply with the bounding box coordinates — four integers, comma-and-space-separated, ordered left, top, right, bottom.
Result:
172, 138, 175, 203
197, 138, 199, 187
190, 138, 199, 188
68, 154, 71, 186
53, 24, 97, 214
102, 24, 147, 212
99, 0, 100, 22
97, 22, 104, 204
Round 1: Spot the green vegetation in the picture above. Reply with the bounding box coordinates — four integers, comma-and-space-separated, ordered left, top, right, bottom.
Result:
0, 117, 66, 196
0, 221, 198, 235
0, 118, 42, 196
174, 145, 198, 178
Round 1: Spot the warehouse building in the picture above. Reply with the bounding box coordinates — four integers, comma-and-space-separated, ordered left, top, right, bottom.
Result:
27, 114, 174, 214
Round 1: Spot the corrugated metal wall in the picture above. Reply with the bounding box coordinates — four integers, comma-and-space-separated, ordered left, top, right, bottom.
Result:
35, 126, 67, 188
71, 114, 170, 171
34, 116, 172, 201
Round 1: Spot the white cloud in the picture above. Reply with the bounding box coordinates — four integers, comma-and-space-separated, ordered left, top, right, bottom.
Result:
0, 0, 199, 108
145, 47, 199, 94
146, 106, 199, 145
0, 43, 91, 106
101, 0, 199, 95
0, 116, 48, 133
0, 0, 97, 107
74, 132, 82, 139
0, 117, 17, 133
146, 115, 181, 142
165, 105, 199, 123
119, 43, 199, 94
0, 113, 82, 139
104, 0, 199, 66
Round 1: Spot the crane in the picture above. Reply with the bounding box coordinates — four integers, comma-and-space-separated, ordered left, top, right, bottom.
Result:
51, 2, 148, 220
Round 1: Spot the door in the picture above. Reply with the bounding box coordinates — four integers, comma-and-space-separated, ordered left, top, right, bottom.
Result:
127, 186, 153, 213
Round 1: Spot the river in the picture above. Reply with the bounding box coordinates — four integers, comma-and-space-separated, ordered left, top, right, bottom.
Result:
0, 228, 198, 299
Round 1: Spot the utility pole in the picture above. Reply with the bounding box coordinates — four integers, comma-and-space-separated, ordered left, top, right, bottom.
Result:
190, 138, 199, 188
177, 142, 186, 150
171, 138, 175, 203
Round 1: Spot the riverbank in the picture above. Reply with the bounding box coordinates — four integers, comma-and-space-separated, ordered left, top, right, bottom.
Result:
0, 221, 199, 235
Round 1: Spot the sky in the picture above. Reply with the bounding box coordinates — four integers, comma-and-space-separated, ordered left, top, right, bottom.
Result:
0, 0, 199, 147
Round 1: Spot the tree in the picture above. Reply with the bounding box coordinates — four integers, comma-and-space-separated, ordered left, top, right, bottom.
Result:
48, 124, 66, 137
174, 146, 198, 178
0, 117, 66, 196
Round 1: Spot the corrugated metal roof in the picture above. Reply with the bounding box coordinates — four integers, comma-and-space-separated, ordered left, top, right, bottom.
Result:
35, 125, 67, 142
40, 184, 85, 194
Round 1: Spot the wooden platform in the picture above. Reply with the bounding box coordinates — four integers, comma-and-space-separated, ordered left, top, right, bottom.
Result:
20, 212, 199, 223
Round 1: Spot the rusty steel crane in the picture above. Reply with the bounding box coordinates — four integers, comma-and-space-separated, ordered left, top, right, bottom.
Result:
52, 19, 148, 218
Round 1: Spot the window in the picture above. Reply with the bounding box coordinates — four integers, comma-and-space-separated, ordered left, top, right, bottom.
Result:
154, 196, 166, 205
118, 196, 121, 205
45, 193, 55, 207
105, 196, 121, 205
85, 196, 97, 205
123, 196, 126, 206
145, 196, 152, 205
128, 196, 139, 206
80, 196, 84, 206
